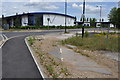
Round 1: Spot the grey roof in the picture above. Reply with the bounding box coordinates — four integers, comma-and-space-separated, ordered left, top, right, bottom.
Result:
4, 12, 75, 19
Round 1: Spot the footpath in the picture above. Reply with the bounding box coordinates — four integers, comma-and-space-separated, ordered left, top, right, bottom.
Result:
0, 33, 8, 79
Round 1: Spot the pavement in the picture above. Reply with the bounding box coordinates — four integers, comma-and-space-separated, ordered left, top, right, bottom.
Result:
0, 47, 2, 79
2, 36, 43, 79
49, 46, 112, 75
0, 33, 4, 79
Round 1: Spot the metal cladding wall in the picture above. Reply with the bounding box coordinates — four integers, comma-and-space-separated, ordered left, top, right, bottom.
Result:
3, 12, 75, 27
43, 14, 75, 26
118, 1, 120, 8
21, 15, 28, 26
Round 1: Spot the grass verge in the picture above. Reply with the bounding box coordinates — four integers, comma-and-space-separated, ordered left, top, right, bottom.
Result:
28, 37, 70, 78
62, 34, 119, 52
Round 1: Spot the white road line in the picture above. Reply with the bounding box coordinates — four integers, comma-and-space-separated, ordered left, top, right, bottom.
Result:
3, 34, 8, 40
1, 35, 4, 41
0, 34, 8, 48
0, 35, 27, 48
25, 37, 45, 80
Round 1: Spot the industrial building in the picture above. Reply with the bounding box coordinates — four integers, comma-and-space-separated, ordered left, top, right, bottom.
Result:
118, 1, 120, 8
2, 12, 76, 28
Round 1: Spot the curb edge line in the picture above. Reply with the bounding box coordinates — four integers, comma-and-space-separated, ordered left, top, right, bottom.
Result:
25, 37, 45, 80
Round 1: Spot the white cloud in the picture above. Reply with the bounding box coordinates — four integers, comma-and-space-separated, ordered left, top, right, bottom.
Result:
72, 3, 100, 13
2, 0, 119, 2
24, 2, 59, 10
13, 7, 17, 9
2, 0, 30, 2
44, 5, 59, 10
24, 2, 40, 6
72, 3, 78, 7
29, 0, 120, 2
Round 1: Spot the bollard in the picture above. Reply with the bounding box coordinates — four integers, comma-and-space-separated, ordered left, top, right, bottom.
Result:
60, 48, 63, 61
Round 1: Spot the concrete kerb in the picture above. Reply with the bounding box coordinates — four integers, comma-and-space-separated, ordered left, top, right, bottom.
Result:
25, 37, 45, 80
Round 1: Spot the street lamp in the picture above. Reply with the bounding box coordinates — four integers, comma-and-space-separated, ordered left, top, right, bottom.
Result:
82, 0, 86, 38
65, 0, 67, 33
47, 18, 50, 29
96, 5, 102, 31
96, 5, 102, 22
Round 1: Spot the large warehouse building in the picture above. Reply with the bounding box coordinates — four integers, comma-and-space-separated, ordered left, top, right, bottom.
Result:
2, 12, 76, 28
118, 1, 120, 8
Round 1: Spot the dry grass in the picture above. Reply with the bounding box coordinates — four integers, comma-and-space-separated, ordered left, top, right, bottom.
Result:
30, 37, 71, 78
62, 34, 119, 52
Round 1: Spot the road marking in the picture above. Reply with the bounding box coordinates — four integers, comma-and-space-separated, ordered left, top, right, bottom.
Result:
60, 48, 62, 53
0, 34, 8, 49
1, 34, 4, 41
3, 34, 8, 40
25, 37, 45, 79
0, 34, 26, 48
60, 48, 64, 61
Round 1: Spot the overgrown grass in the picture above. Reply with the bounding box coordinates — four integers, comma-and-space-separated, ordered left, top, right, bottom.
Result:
34, 48, 70, 78
28, 37, 35, 46
45, 64, 54, 75
62, 35, 119, 52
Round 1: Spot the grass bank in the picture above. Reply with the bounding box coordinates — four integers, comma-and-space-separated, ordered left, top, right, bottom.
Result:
62, 34, 119, 52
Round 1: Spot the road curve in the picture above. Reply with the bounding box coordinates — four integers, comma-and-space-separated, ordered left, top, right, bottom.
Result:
2, 36, 43, 79
1, 28, 108, 79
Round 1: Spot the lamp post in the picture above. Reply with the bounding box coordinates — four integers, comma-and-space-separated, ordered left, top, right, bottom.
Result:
96, 5, 102, 22
82, 0, 85, 38
65, 0, 67, 33
47, 18, 50, 29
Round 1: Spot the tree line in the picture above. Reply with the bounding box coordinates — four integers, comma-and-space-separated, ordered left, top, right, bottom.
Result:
108, 7, 120, 28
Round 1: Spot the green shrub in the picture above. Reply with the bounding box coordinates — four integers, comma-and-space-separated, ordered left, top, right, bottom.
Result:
46, 64, 54, 75
62, 36, 119, 52
28, 37, 34, 46
10, 25, 98, 29
52, 73, 59, 78
85, 31, 89, 37
102, 32, 107, 35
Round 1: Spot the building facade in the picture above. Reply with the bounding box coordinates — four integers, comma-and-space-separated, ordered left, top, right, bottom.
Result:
2, 12, 75, 28
118, 1, 120, 8
75, 21, 111, 28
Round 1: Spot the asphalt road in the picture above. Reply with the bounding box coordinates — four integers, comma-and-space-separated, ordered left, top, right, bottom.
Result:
0, 35, 3, 41
2, 28, 108, 38
2, 36, 43, 79
1, 28, 108, 79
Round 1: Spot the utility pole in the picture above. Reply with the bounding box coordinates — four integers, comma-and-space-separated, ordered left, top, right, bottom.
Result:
82, 0, 85, 38
100, 6, 102, 22
65, 0, 67, 33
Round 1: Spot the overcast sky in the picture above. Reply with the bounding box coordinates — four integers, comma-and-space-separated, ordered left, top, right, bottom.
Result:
1, 0, 119, 21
